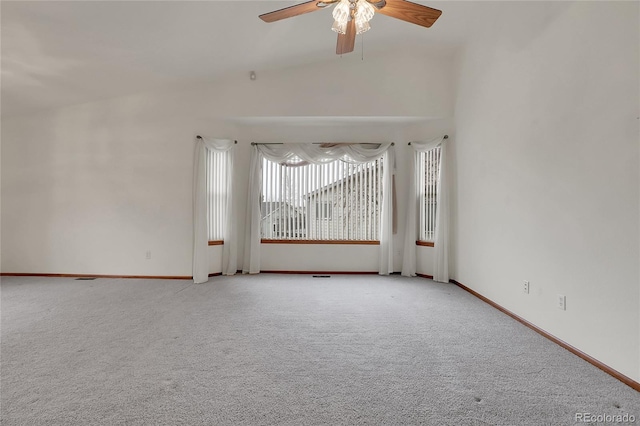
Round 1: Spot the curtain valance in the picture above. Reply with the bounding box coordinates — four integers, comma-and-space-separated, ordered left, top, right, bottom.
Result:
408, 139, 442, 153
201, 137, 235, 152
256, 142, 392, 166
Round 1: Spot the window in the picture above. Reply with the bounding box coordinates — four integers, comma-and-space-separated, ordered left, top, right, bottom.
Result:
261, 157, 383, 241
206, 149, 229, 242
417, 146, 441, 243
316, 202, 332, 219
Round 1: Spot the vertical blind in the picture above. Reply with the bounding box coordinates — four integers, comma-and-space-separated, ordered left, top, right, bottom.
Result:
261, 157, 383, 241
417, 146, 441, 242
206, 149, 228, 241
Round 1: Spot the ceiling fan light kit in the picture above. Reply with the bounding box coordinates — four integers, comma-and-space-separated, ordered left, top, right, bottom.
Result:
259, 0, 442, 55
331, 0, 375, 35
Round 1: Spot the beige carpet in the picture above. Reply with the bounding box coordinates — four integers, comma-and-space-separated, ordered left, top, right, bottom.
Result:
1, 274, 638, 425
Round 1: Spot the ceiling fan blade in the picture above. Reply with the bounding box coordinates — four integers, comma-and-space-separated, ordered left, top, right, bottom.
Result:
259, 1, 332, 23
336, 19, 356, 54
375, 0, 442, 28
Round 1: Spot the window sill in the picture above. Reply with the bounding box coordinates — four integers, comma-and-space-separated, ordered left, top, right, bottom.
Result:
208, 241, 224, 246
261, 239, 379, 245
416, 241, 435, 247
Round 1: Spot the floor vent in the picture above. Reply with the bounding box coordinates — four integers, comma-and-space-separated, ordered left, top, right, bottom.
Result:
75, 277, 97, 281
312, 275, 331, 278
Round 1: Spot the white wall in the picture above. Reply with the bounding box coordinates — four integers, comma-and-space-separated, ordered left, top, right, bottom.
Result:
1, 48, 455, 276
453, 1, 639, 381
260, 244, 379, 272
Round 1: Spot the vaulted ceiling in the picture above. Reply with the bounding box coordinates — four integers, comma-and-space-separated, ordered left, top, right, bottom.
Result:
1, 1, 482, 117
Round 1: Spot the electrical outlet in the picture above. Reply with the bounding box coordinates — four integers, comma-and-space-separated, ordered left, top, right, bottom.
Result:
145, 250, 152, 260
523, 280, 530, 294
557, 294, 566, 310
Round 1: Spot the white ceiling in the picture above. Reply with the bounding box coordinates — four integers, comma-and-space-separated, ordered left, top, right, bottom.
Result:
1, 0, 482, 117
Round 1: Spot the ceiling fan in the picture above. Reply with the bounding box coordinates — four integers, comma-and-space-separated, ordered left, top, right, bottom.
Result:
259, 0, 442, 55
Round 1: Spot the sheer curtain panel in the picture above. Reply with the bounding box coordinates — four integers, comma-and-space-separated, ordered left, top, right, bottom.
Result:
433, 140, 450, 283
243, 146, 262, 274
379, 148, 395, 274
193, 137, 236, 283
401, 136, 449, 282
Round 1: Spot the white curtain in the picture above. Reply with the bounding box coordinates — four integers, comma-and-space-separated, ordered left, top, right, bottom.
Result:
257, 143, 392, 165
379, 148, 395, 275
401, 136, 449, 282
433, 140, 450, 283
242, 143, 395, 275
242, 146, 262, 274
193, 137, 237, 283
